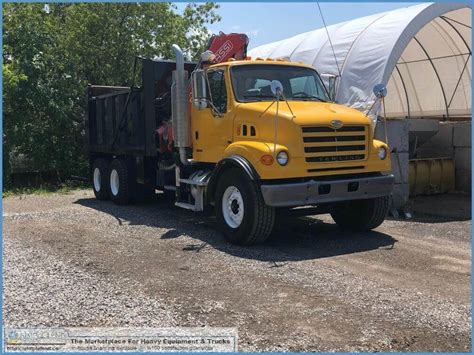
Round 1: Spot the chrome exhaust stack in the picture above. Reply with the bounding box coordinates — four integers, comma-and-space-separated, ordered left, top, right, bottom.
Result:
171, 44, 191, 165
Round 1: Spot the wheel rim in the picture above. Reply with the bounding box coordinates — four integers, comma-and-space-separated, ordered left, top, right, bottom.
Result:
222, 186, 244, 228
93, 168, 101, 192
110, 169, 119, 196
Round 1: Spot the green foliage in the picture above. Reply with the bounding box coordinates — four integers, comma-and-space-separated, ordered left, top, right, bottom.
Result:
3, 181, 87, 198
3, 3, 221, 189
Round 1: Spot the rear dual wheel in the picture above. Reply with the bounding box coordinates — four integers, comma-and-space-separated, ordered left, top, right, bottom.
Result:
91, 159, 110, 200
109, 159, 131, 205
109, 159, 156, 204
92, 158, 154, 205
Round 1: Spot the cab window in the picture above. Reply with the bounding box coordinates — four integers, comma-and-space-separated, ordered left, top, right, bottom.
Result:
290, 76, 325, 98
231, 64, 329, 103
207, 69, 227, 113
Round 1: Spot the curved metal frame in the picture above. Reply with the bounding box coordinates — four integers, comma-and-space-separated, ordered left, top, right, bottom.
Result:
448, 53, 471, 108
439, 15, 472, 110
379, 5, 472, 120
439, 16, 472, 54
392, 14, 472, 119
413, 36, 450, 119
441, 15, 472, 30
394, 65, 411, 118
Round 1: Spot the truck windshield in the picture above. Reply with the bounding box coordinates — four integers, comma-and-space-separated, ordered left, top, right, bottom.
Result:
231, 64, 329, 103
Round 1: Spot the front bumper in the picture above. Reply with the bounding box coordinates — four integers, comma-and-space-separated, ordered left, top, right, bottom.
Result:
261, 174, 394, 207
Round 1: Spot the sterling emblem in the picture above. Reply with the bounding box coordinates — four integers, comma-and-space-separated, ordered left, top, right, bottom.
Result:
330, 119, 343, 129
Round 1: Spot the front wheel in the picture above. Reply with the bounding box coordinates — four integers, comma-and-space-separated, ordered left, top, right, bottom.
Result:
330, 196, 390, 231
215, 168, 275, 246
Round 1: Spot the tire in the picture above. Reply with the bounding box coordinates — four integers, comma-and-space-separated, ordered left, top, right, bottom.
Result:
215, 168, 275, 246
330, 196, 390, 231
91, 158, 110, 200
108, 159, 131, 205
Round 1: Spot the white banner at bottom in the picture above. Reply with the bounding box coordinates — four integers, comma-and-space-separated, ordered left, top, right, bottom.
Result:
4, 327, 238, 352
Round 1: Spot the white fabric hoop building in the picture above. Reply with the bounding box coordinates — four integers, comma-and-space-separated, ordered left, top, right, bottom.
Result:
249, 3, 472, 121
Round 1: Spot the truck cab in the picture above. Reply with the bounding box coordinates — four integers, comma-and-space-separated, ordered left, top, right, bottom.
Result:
192, 59, 391, 179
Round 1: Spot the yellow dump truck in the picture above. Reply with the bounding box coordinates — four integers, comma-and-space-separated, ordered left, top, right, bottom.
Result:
87, 42, 394, 245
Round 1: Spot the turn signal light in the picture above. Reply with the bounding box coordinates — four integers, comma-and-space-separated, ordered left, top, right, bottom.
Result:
260, 155, 274, 165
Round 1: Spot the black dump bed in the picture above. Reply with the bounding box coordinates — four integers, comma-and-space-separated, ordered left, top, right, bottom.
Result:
86, 59, 196, 157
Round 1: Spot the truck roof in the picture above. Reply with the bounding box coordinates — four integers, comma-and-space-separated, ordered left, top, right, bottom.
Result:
209, 58, 314, 70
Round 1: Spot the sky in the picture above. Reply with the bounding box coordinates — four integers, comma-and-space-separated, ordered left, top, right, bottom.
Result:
178, 2, 422, 49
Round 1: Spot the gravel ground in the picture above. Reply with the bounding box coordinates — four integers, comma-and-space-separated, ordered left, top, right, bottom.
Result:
3, 190, 472, 352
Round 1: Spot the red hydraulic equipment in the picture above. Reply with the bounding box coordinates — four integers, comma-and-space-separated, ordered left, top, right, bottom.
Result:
157, 32, 249, 153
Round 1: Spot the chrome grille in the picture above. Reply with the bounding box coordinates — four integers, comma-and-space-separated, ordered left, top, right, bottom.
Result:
302, 125, 368, 165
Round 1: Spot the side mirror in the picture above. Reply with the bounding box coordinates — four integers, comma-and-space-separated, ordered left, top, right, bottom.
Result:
320, 73, 338, 102
365, 83, 388, 119
191, 70, 208, 110
373, 83, 387, 99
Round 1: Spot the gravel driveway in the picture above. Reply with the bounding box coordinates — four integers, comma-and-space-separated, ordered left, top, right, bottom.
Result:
3, 190, 471, 351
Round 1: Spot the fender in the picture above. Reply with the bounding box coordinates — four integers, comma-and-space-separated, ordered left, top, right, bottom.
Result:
206, 155, 259, 205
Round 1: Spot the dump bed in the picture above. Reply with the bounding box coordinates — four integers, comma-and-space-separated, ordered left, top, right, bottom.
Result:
86, 58, 196, 157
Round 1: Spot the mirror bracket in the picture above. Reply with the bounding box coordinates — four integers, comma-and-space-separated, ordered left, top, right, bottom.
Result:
320, 73, 339, 102
191, 70, 209, 110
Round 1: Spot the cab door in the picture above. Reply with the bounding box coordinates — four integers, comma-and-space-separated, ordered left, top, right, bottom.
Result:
191, 67, 234, 163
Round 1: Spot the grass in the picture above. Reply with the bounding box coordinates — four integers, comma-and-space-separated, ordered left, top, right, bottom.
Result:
3, 182, 88, 198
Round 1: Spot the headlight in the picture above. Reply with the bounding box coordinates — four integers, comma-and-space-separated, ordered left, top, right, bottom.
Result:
378, 147, 387, 160
276, 151, 289, 166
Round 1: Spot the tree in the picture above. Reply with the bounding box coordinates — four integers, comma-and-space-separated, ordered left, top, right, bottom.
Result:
2, 3, 221, 188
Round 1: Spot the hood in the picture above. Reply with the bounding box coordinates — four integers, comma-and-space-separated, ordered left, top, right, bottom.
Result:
235, 101, 372, 127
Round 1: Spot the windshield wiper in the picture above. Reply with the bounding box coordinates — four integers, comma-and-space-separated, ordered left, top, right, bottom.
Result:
243, 94, 283, 102
292, 95, 327, 102
243, 94, 277, 99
